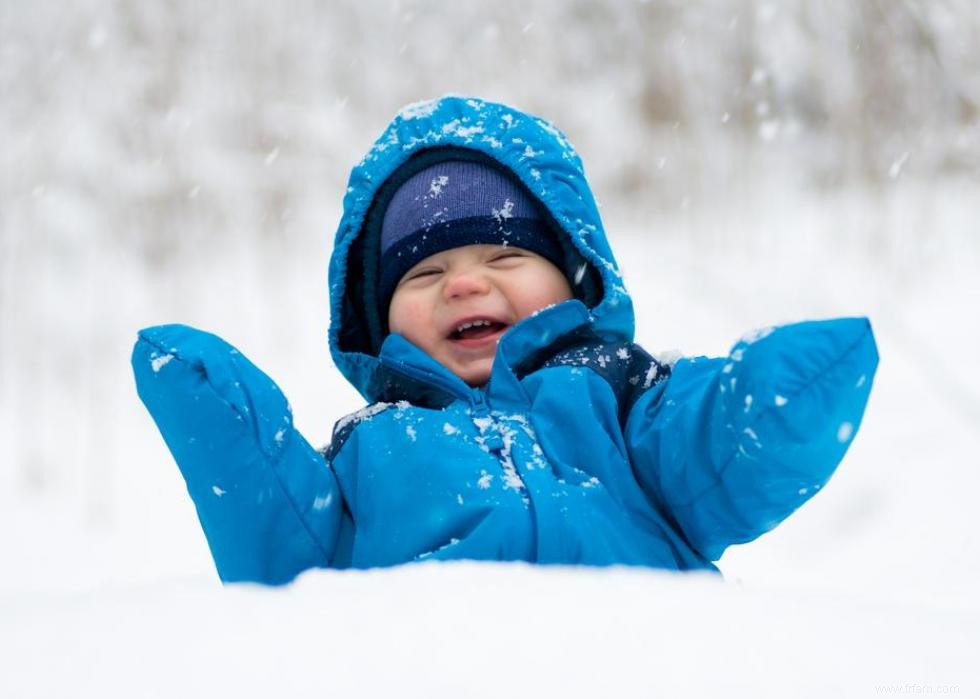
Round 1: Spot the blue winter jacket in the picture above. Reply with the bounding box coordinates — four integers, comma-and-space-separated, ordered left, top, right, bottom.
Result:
133, 96, 878, 584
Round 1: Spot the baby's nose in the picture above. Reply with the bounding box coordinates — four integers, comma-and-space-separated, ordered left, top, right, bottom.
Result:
443, 268, 491, 299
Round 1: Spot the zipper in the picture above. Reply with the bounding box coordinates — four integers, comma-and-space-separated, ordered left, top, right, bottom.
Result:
380, 355, 506, 453
470, 389, 504, 453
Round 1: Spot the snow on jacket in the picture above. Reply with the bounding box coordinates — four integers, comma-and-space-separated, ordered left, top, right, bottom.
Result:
132, 96, 879, 584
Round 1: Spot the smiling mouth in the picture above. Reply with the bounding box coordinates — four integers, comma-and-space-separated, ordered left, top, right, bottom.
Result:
449, 319, 509, 341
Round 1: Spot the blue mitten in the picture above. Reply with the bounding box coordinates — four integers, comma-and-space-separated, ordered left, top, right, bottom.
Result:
132, 324, 344, 583
626, 317, 879, 559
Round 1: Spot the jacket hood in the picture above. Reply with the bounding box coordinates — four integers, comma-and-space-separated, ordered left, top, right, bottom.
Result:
328, 95, 635, 401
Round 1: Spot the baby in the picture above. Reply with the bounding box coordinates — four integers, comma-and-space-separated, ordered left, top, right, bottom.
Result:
133, 96, 878, 584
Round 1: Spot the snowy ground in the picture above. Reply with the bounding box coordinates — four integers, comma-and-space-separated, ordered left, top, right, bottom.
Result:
3, 174, 979, 696
4, 565, 977, 698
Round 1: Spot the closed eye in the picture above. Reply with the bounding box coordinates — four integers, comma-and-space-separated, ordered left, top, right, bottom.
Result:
401, 267, 442, 283
489, 250, 525, 263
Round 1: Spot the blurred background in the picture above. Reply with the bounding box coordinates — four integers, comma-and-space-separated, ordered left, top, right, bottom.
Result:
2, 0, 978, 599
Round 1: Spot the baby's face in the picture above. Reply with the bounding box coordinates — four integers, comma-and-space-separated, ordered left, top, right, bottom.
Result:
388, 244, 573, 386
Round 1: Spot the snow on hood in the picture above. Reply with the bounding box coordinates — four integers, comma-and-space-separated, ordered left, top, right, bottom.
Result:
327, 95, 634, 400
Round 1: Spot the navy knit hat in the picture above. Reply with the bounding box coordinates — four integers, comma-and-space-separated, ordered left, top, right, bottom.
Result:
377, 159, 565, 315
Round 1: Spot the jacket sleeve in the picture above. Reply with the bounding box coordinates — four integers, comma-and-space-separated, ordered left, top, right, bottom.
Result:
132, 324, 348, 584
624, 317, 879, 561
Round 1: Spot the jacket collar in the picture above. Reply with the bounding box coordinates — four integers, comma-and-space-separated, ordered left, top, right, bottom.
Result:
372, 299, 593, 405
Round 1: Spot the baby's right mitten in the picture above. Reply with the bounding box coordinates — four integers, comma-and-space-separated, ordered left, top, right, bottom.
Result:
132, 324, 343, 584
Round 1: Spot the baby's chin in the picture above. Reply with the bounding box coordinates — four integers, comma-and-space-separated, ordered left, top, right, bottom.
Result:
454, 359, 494, 387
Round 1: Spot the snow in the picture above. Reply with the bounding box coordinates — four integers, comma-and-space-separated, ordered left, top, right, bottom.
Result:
1, 565, 976, 698
332, 401, 396, 433
398, 99, 440, 121
3, 1, 980, 695
149, 354, 173, 372
889, 152, 911, 179
491, 198, 514, 222
428, 175, 449, 197
642, 361, 660, 388
312, 493, 333, 511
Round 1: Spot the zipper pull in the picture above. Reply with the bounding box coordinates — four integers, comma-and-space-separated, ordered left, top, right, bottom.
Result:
470, 391, 504, 452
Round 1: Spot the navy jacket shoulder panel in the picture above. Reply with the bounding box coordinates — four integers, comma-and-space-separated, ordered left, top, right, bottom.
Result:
323, 401, 403, 463
536, 339, 671, 426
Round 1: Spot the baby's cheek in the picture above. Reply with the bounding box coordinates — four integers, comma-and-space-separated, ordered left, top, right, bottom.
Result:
389, 295, 440, 354
388, 293, 423, 334
512, 264, 573, 318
